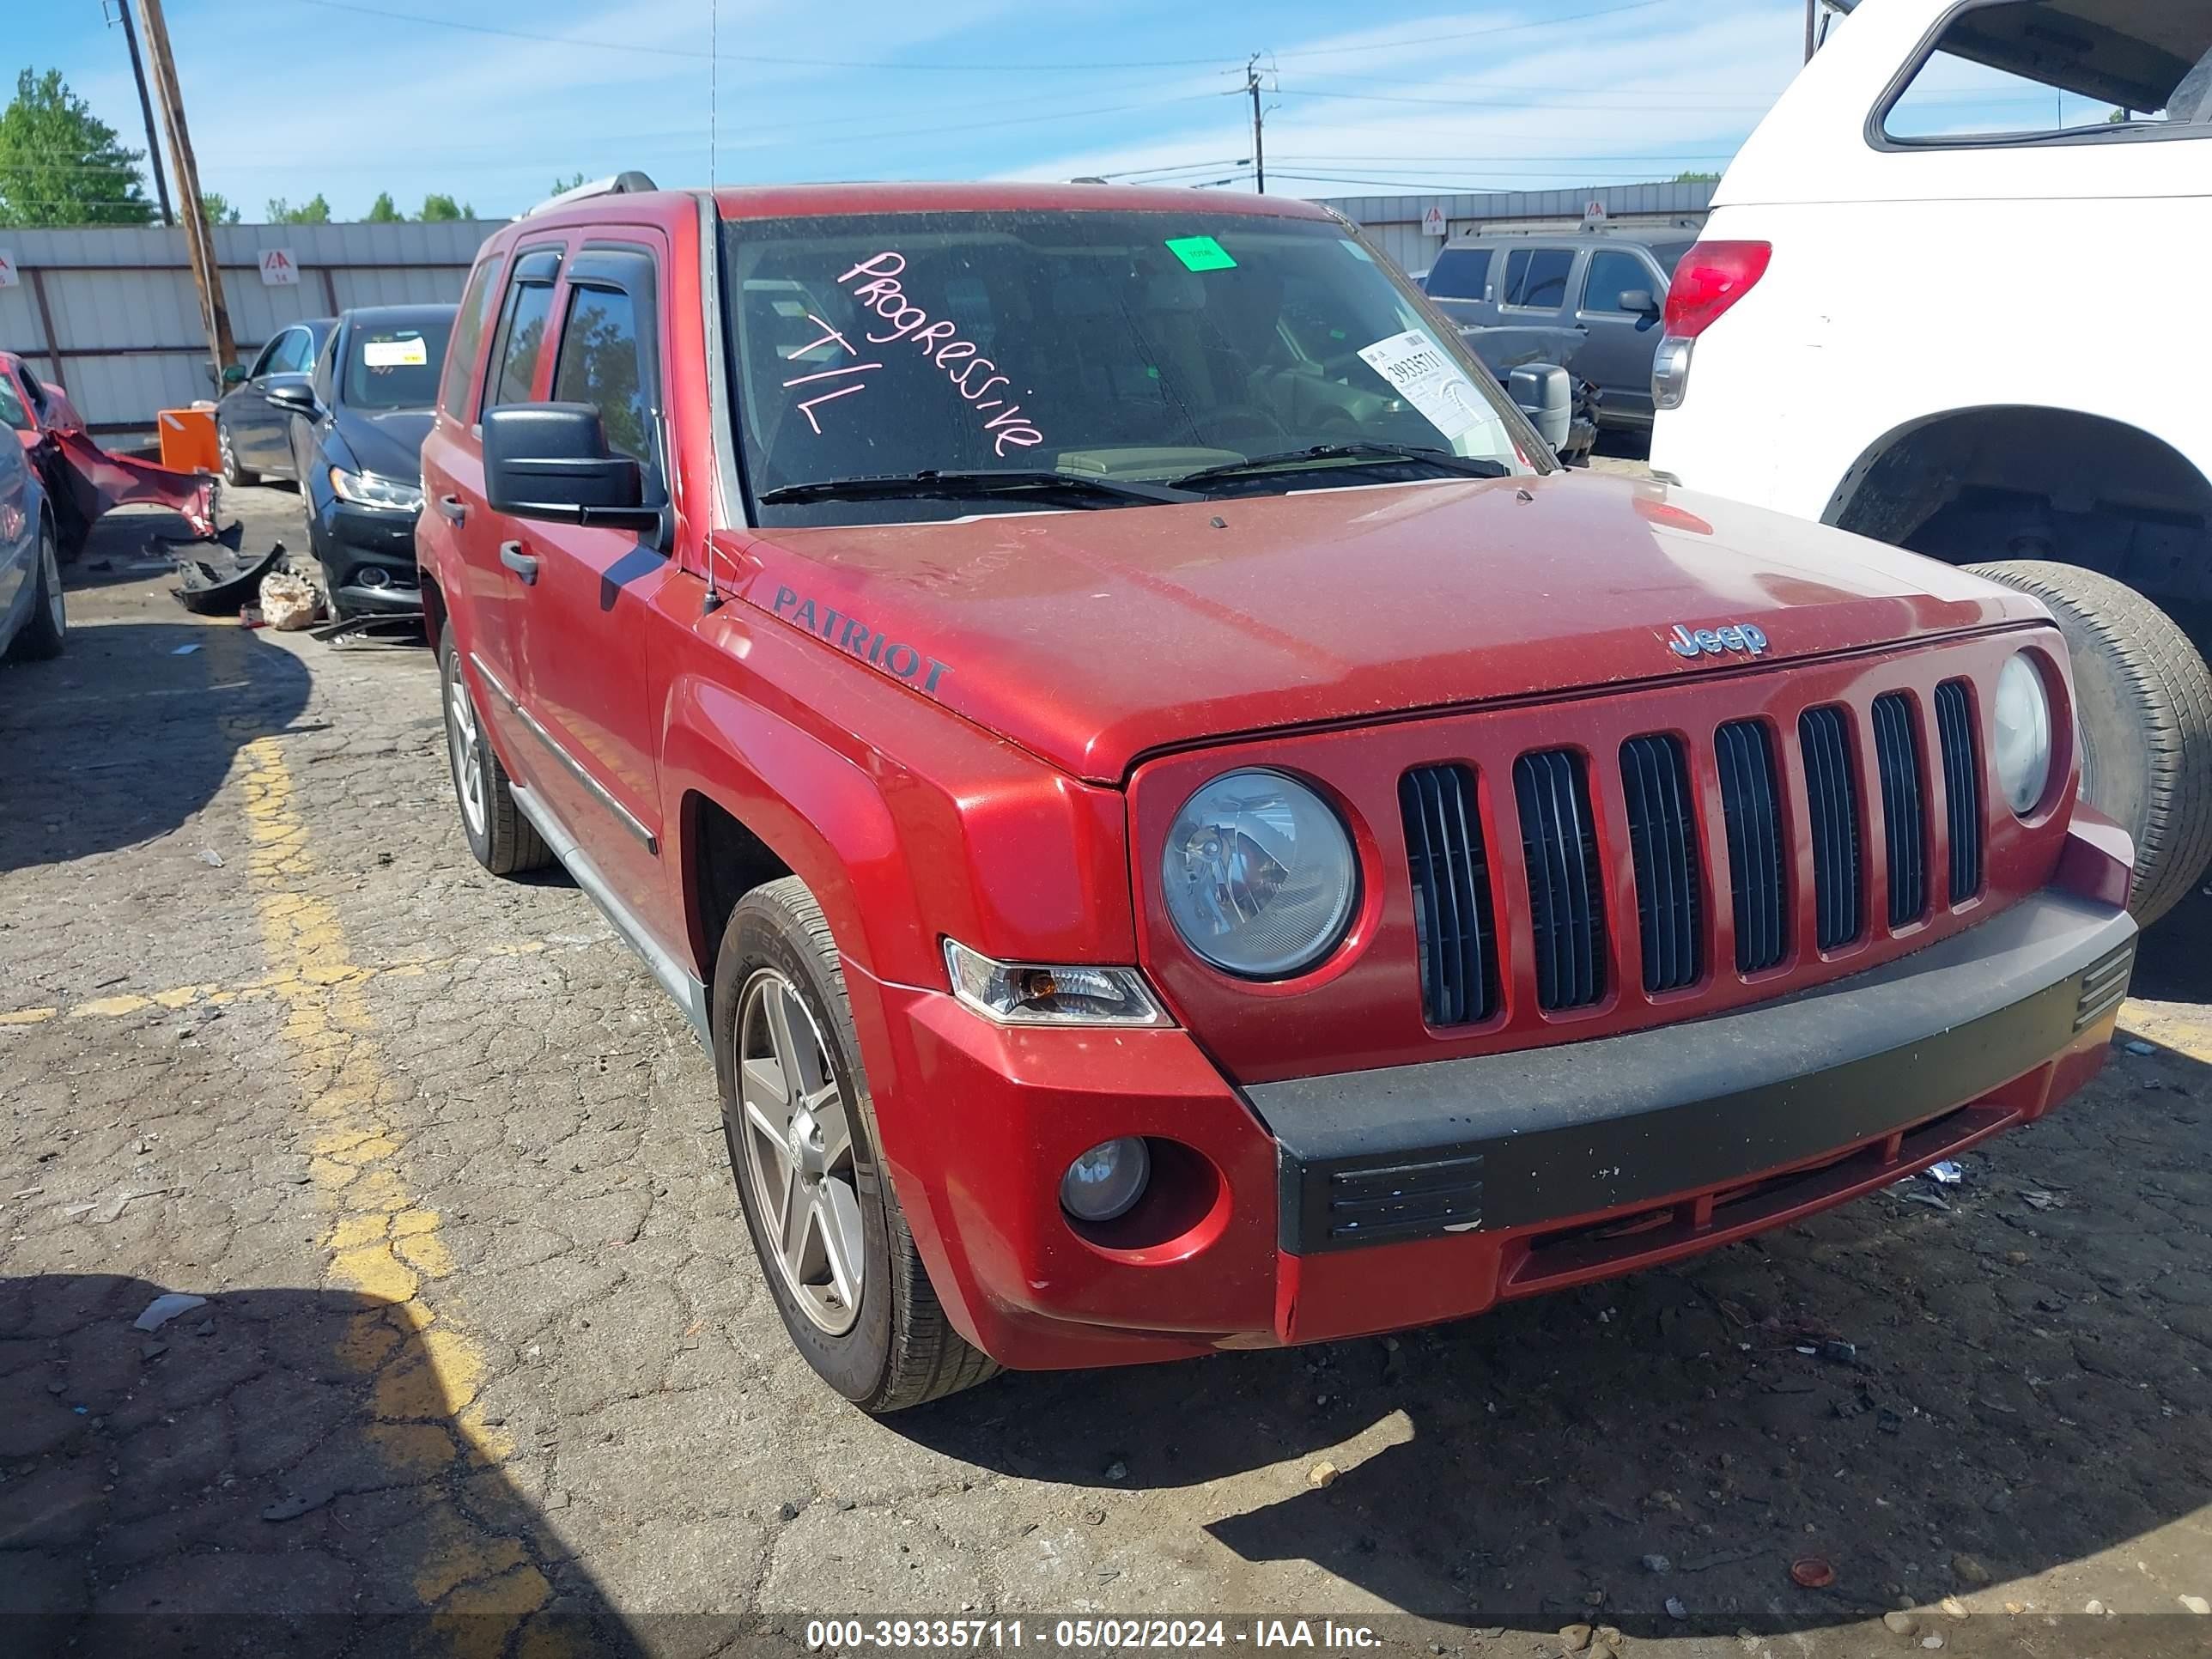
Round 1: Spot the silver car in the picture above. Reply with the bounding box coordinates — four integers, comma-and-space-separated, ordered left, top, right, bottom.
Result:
0, 428, 64, 662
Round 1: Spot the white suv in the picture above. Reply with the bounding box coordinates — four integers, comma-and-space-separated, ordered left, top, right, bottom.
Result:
1651, 0, 2212, 924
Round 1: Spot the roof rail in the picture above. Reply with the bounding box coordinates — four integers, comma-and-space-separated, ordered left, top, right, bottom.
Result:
525, 170, 660, 217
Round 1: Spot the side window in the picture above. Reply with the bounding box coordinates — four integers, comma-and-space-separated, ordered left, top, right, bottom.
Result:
1504, 248, 1574, 309
485, 280, 557, 411
440, 255, 507, 420
1425, 248, 1491, 301
1583, 251, 1657, 313
270, 329, 311, 376
550, 284, 651, 463
1883, 1, 2211, 144
246, 336, 286, 380
0, 373, 28, 432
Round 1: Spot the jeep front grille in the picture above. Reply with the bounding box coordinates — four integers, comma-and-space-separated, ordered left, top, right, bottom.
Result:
1398, 677, 1992, 1026
1872, 691, 1928, 927
1400, 763, 1499, 1027
1715, 719, 1787, 973
1513, 749, 1607, 1011
1800, 704, 1863, 951
1934, 678, 1983, 903
1620, 734, 1701, 994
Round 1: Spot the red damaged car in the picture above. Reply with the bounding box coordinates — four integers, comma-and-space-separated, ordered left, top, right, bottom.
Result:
417, 178, 2137, 1411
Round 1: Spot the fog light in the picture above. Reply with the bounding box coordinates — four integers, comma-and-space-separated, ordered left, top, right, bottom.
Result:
1060, 1138, 1150, 1223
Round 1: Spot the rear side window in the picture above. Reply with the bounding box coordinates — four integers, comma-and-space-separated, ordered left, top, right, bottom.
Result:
551, 285, 651, 461
440, 256, 506, 419
1503, 247, 1575, 308
1883, 0, 2212, 145
485, 280, 556, 410
1425, 247, 1492, 301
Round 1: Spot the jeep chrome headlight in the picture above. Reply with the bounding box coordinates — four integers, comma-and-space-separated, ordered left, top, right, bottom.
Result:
943, 939, 1168, 1026
1161, 769, 1356, 978
1992, 652, 2053, 816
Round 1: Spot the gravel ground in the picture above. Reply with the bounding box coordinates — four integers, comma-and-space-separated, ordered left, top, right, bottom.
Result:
2, 487, 2209, 1659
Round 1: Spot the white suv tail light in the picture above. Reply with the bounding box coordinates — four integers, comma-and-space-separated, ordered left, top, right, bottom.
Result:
1651, 240, 1772, 410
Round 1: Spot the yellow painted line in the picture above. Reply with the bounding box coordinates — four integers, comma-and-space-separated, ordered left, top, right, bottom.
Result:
2119, 998, 2212, 1066
235, 735, 552, 1646
0, 936, 595, 1027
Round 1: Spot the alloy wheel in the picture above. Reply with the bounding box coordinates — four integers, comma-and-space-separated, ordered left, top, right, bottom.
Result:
445, 673, 488, 837
736, 967, 865, 1335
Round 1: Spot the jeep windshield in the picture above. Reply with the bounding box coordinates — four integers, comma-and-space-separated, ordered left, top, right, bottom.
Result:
720, 208, 1534, 527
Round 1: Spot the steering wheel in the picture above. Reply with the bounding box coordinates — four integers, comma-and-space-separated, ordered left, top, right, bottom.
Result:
1198, 403, 1291, 447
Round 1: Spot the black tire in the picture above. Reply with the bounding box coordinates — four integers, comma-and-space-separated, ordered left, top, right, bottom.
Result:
712, 877, 996, 1413
7, 516, 65, 662
217, 419, 258, 488
1966, 560, 2212, 927
320, 560, 356, 623
437, 634, 551, 876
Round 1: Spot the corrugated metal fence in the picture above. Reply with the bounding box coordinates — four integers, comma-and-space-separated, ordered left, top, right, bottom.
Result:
0, 219, 504, 438
1316, 180, 1717, 275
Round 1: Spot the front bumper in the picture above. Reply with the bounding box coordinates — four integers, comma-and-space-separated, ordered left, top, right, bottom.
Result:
856, 882, 2134, 1373
308, 495, 422, 613
1261, 890, 2135, 1253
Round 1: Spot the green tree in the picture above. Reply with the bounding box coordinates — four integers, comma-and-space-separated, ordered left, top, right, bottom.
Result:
265, 193, 333, 224
0, 68, 154, 227
200, 191, 242, 225
365, 191, 404, 222
417, 191, 473, 222
1673, 169, 1721, 184
550, 172, 587, 195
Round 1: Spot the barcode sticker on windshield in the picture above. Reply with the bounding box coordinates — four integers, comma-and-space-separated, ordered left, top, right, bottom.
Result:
1357, 329, 1489, 441
363, 337, 428, 368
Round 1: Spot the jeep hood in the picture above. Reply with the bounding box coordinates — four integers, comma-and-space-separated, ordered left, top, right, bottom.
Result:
732, 471, 2045, 783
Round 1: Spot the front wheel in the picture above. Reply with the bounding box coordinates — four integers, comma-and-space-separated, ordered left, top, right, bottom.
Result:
713, 878, 995, 1412
1966, 560, 2212, 927
7, 519, 65, 661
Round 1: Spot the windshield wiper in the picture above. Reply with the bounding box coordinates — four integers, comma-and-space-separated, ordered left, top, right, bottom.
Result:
757, 469, 1197, 508
1170, 442, 1511, 490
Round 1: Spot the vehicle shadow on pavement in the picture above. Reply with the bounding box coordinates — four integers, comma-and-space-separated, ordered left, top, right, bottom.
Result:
901, 1042, 2212, 1639
0, 619, 310, 876
0, 1273, 647, 1657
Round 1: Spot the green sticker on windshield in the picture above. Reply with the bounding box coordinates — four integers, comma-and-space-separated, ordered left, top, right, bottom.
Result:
1164, 234, 1237, 272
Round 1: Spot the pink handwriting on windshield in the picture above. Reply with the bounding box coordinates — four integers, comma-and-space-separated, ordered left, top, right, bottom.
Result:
836, 252, 1044, 458
781, 313, 879, 435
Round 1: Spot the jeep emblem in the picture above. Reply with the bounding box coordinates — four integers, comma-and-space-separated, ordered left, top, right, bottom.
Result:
1668, 622, 1769, 659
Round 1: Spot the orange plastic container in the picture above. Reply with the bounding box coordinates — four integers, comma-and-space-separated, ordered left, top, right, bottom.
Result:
157, 405, 220, 474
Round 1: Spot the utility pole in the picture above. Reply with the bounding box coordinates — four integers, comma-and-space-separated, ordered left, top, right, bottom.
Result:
108, 2, 173, 226
137, 0, 234, 388
1246, 55, 1267, 195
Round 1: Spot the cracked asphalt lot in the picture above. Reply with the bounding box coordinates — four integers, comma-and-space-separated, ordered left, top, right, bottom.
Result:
4, 489, 2212, 1658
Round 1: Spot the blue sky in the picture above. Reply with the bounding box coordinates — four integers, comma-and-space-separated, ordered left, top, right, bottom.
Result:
22, 0, 1821, 221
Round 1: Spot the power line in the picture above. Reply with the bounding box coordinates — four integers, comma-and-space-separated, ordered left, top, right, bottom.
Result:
272, 0, 1672, 73
1273, 86, 1774, 112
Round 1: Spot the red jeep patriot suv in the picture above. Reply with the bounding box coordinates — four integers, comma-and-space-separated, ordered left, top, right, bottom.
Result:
419, 175, 2138, 1412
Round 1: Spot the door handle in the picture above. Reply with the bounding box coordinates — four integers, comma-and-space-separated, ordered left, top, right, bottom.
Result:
436, 495, 468, 525
499, 542, 538, 585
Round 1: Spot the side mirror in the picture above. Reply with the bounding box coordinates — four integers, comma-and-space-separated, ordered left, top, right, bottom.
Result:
222, 364, 248, 386
264, 380, 319, 415
1620, 288, 1660, 320
1508, 364, 1574, 455
483, 403, 660, 532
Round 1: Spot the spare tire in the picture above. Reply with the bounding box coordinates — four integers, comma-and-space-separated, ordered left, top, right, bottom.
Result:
1966, 560, 2212, 927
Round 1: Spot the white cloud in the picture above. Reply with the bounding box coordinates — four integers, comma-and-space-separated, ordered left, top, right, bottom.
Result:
1004, 0, 1808, 194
